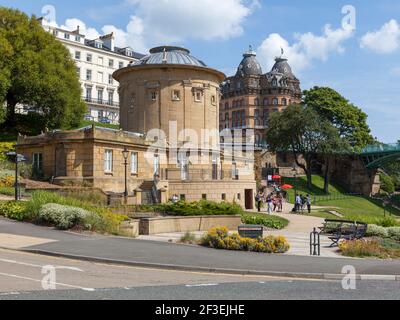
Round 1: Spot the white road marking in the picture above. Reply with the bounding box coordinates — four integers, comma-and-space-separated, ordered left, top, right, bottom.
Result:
0, 258, 83, 272
0, 272, 94, 292
185, 284, 219, 287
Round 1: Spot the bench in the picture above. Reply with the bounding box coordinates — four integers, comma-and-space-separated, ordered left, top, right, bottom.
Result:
319, 219, 368, 247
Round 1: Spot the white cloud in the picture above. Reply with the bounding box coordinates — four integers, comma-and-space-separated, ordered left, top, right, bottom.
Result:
360, 19, 400, 54
390, 67, 400, 76
257, 24, 354, 73
43, 0, 258, 53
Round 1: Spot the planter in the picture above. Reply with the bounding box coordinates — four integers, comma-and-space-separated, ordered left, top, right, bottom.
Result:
139, 215, 242, 235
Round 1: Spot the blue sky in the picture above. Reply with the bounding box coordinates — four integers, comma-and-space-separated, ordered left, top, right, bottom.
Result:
1, 0, 400, 143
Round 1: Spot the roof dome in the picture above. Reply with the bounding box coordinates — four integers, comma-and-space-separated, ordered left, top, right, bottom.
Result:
270, 57, 295, 79
236, 47, 262, 77
134, 46, 207, 67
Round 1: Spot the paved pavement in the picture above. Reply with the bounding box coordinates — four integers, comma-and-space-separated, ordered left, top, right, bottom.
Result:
1, 218, 400, 278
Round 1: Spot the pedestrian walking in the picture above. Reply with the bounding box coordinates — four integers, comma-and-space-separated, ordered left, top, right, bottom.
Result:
256, 190, 264, 213
306, 194, 312, 214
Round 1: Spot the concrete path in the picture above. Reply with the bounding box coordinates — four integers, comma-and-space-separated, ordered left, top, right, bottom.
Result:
1, 218, 400, 279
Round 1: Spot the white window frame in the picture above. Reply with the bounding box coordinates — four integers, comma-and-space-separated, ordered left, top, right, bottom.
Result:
75, 51, 81, 60
172, 90, 181, 101
32, 153, 43, 172
87, 54, 92, 63
86, 70, 92, 81
131, 152, 138, 174
104, 150, 113, 173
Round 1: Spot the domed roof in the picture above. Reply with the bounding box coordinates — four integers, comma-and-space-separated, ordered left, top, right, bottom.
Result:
134, 46, 207, 67
236, 47, 262, 77
270, 57, 295, 79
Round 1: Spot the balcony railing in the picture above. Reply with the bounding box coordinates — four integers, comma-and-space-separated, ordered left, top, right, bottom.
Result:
160, 168, 244, 181
83, 97, 119, 108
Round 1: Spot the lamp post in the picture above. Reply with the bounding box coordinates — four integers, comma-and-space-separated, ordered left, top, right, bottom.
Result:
6, 152, 26, 201
122, 147, 129, 198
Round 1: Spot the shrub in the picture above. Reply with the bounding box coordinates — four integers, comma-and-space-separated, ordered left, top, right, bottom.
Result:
339, 239, 400, 259
0, 176, 14, 188
180, 232, 198, 245
38, 203, 89, 230
343, 214, 399, 227
156, 200, 244, 216
366, 224, 389, 238
200, 227, 290, 254
83, 210, 129, 235
387, 227, 400, 241
0, 142, 15, 161
241, 214, 289, 230
0, 201, 31, 221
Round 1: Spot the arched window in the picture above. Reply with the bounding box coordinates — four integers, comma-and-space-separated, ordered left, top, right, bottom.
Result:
272, 98, 278, 105
282, 98, 287, 106
263, 98, 269, 106
254, 98, 259, 106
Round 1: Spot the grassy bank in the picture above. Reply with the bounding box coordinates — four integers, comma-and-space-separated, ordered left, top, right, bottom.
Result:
283, 175, 400, 226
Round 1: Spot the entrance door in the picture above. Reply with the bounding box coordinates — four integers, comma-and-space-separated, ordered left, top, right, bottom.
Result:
245, 189, 254, 210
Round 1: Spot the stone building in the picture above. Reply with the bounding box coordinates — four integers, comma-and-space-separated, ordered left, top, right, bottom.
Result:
17, 46, 257, 208
35, 18, 145, 124
220, 48, 301, 147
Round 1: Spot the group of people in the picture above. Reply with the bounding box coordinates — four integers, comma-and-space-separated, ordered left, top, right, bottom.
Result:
294, 194, 312, 214
255, 188, 313, 215
255, 189, 284, 215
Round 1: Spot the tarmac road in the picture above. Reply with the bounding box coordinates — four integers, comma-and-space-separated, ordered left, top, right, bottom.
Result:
1, 249, 400, 300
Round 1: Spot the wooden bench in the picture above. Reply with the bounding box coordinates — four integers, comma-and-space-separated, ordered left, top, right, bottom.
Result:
319, 219, 368, 247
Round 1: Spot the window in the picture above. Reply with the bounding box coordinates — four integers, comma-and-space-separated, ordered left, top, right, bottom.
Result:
225, 102, 229, 110
53, 30, 58, 37
237, 193, 241, 201
95, 41, 103, 49
272, 98, 278, 105
263, 98, 269, 106
97, 89, 104, 103
104, 150, 113, 173
172, 90, 181, 101
150, 91, 157, 101
282, 98, 287, 106
64, 33, 70, 40
75, 51, 81, 60
131, 152, 138, 174
109, 59, 114, 68
76, 67, 80, 78
202, 194, 207, 200
195, 91, 202, 102
86, 87, 92, 100
119, 62, 124, 69
32, 153, 43, 172
211, 95, 216, 105
87, 54, 92, 63
254, 98, 259, 106
222, 194, 227, 201
108, 91, 114, 105
75, 35, 81, 42
108, 74, 113, 85
86, 70, 92, 81
232, 163, 239, 180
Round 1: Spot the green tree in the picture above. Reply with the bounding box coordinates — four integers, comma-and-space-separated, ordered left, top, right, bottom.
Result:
0, 8, 86, 130
266, 104, 343, 190
303, 86, 374, 150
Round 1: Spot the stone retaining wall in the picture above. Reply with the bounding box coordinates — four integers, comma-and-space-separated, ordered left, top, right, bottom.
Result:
139, 215, 242, 235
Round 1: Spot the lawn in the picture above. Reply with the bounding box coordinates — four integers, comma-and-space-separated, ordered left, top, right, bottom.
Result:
282, 175, 400, 225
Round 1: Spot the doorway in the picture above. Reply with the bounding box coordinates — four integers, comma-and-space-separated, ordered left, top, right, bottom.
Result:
245, 189, 254, 210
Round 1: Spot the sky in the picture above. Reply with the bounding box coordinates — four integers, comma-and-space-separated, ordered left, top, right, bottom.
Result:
1, 0, 400, 143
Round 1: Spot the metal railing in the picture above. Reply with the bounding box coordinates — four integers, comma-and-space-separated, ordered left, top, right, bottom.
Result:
362, 143, 400, 154
83, 97, 119, 108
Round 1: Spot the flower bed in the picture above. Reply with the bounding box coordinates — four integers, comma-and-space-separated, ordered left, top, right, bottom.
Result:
339, 239, 400, 259
155, 200, 244, 216
241, 214, 289, 230
200, 227, 290, 254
